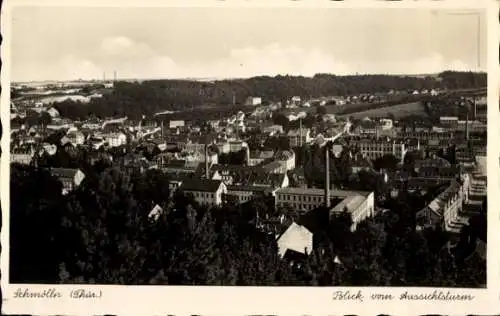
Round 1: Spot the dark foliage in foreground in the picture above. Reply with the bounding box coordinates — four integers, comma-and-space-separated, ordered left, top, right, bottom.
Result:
10, 161, 486, 287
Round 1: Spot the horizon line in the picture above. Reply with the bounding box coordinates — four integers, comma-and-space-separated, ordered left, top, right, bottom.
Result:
12, 70, 487, 84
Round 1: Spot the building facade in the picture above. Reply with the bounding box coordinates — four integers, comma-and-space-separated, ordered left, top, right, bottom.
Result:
181, 179, 227, 206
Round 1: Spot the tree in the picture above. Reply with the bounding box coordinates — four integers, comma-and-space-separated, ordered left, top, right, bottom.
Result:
373, 154, 399, 171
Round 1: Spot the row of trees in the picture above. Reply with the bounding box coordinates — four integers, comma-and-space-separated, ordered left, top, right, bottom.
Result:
10, 162, 485, 286
51, 72, 486, 120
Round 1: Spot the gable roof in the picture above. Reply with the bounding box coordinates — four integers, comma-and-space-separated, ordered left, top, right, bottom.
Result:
49, 168, 81, 179
181, 178, 223, 192
277, 222, 313, 258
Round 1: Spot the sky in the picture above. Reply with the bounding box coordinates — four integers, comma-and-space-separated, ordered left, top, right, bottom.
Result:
11, 6, 487, 82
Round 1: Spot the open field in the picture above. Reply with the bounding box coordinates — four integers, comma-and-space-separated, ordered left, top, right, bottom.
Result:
337, 101, 428, 119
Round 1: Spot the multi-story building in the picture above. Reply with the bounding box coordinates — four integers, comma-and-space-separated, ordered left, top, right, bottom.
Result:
287, 128, 311, 147
226, 184, 270, 204
262, 124, 284, 136
181, 179, 227, 206
11, 147, 35, 165
274, 187, 374, 219
329, 193, 376, 231
169, 120, 185, 129
215, 141, 230, 154
61, 130, 85, 147
185, 140, 206, 153
275, 150, 296, 171
262, 160, 287, 174
245, 96, 262, 106
94, 132, 127, 147
248, 149, 275, 166
350, 138, 406, 162
275, 187, 374, 232
229, 140, 249, 153
48, 168, 86, 195
396, 129, 455, 142
416, 178, 470, 233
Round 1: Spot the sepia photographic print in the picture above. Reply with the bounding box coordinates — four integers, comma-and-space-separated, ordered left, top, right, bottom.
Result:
1, 0, 498, 315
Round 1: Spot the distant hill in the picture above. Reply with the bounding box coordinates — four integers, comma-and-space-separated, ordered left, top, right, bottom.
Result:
48, 71, 486, 120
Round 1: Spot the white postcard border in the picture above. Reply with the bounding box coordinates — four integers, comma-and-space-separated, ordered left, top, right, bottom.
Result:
1, 0, 499, 315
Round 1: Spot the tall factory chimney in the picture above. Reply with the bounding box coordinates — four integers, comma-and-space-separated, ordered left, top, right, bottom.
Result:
473, 96, 477, 119
232, 90, 236, 106
465, 111, 469, 141
465, 111, 470, 141
113, 70, 117, 82
324, 145, 331, 208
205, 143, 210, 180
299, 118, 303, 147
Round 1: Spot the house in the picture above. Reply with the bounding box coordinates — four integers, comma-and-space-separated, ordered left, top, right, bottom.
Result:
275, 150, 296, 171
245, 171, 289, 190
93, 132, 127, 147
181, 179, 227, 206
185, 140, 207, 153
415, 179, 469, 233
275, 187, 375, 223
167, 175, 185, 197
276, 222, 313, 259
322, 114, 336, 123
42, 143, 58, 156
45, 107, 60, 118
163, 159, 200, 175
215, 141, 231, 154
11, 147, 35, 165
287, 128, 311, 147
291, 96, 302, 104
354, 120, 377, 136
248, 149, 275, 166
350, 155, 373, 174
262, 124, 284, 136
229, 140, 249, 153
48, 168, 86, 195
226, 184, 270, 204
61, 130, 85, 147
262, 160, 287, 174
88, 137, 106, 150
148, 204, 164, 222
329, 192, 376, 231
169, 120, 185, 129
245, 96, 262, 106
350, 138, 407, 162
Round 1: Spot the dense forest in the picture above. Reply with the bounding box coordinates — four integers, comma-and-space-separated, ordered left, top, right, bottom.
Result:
10, 158, 486, 286
50, 71, 486, 121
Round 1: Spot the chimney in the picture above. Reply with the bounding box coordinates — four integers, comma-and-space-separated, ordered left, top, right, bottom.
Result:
299, 118, 302, 147
325, 145, 331, 208
473, 96, 477, 119
205, 143, 210, 180
465, 111, 469, 141
161, 121, 164, 138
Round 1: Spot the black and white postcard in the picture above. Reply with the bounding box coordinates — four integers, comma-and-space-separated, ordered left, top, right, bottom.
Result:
1, 0, 498, 315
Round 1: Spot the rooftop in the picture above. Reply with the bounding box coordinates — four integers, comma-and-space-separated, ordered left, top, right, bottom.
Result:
276, 187, 371, 198
330, 194, 367, 214
49, 167, 82, 179
181, 179, 224, 192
